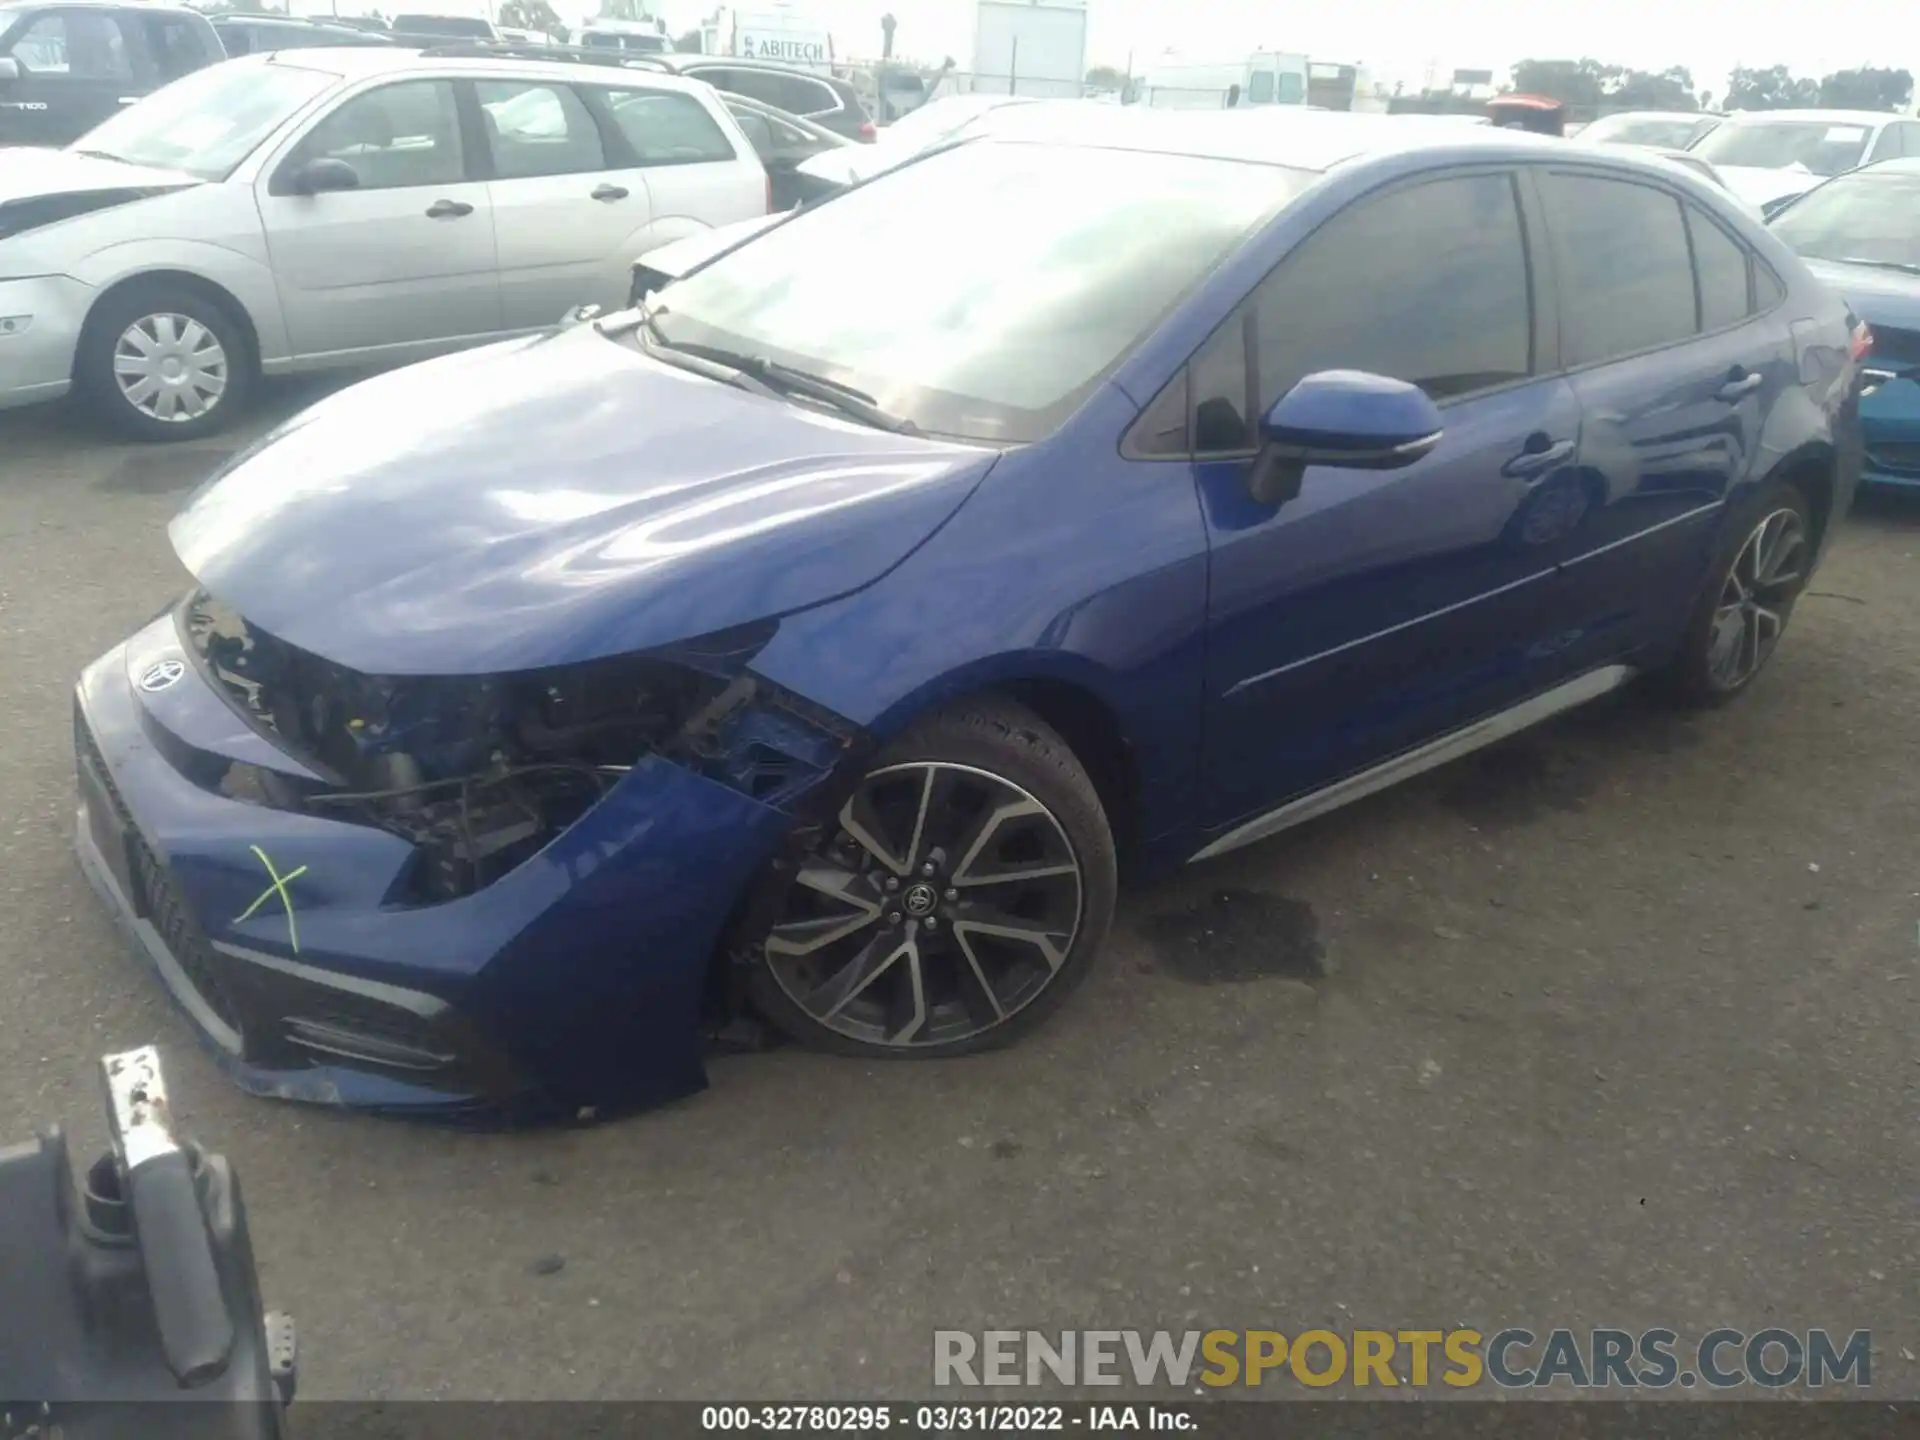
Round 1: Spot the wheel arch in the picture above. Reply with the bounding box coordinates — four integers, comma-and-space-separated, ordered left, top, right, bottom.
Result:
73, 269, 266, 382
1762, 441, 1839, 552
861, 653, 1144, 858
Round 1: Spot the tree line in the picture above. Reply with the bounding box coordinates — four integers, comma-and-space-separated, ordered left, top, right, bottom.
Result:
1510, 58, 1914, 114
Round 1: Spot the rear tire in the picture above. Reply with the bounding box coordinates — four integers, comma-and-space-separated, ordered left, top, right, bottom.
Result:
749, 698, 1117, 1059
1657, 477, 1812, 707
75, 281, 254, 443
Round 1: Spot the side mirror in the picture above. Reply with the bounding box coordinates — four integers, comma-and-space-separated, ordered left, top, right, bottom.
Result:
289, 157, 360, 195
1247, 370, 1444, 506
0, 57, 20, 83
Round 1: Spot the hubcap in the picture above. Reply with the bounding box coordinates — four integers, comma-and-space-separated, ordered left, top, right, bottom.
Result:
764, 761, 1084, 1049
113, 313, 228, 423
1707, 507, 1806, 690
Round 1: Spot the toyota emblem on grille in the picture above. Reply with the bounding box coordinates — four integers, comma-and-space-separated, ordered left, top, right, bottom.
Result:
138, 659, 186, 693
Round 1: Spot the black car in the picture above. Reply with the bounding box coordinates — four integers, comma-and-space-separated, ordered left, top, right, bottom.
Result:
629, 53, 874, 141
0, 0, 223, 146
211, 14, 394, 55
719, 90, 849, 208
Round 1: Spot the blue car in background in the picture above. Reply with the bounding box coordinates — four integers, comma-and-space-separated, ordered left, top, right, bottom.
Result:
1768, 158, 1920, 491
73, 112, 1864, 1123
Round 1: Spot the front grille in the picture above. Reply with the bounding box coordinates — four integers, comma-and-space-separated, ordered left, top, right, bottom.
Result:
76, 709, 247, 1039
1867, 441, 1920, 475
1867, 324, 1920, 370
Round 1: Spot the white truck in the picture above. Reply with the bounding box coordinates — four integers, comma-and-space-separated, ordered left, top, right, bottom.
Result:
578, 18, 669, 55
970, 0, 1088, 100
700, 4, 833, 71
1142, 51, 1312, 111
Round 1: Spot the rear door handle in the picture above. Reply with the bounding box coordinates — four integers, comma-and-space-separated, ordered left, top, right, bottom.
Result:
590, 183, 629, 201
1501, 437, 1575, 478
1717, 371, 1765, 402
425, 199, 474, 219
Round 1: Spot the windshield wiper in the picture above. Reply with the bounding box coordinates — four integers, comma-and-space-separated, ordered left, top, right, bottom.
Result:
639, 312, 919, 434
606, 304, 783, 400
1834, 256, 1920, 275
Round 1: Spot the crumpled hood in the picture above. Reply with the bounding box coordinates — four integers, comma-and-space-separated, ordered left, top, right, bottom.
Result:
1714, 164, 1819, 209
1803, 258, 1920, 337
170, 325, 996, 676
0, 148, 200, 238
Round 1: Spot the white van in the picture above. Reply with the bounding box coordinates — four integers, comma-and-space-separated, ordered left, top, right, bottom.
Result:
579, 20, 670, 55
1142, 51, 1310, 111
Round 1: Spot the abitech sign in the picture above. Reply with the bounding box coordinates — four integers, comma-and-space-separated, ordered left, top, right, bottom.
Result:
741, 32, 827, 65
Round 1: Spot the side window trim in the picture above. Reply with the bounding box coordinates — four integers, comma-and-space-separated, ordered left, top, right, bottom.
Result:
575, 82, 641, 169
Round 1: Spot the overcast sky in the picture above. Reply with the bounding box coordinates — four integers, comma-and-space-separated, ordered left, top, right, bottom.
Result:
540, 0, 1898, 98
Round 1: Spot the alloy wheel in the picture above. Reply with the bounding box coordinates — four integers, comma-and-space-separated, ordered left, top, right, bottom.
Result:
113, 313, 229, 424
763, 761, 1085, 1049
1706, 507, 1806, 691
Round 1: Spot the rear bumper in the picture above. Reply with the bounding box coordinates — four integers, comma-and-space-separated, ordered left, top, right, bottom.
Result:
73, 615, 796, 1123
0, 274, 87, 409
1860, 378, 1920, 489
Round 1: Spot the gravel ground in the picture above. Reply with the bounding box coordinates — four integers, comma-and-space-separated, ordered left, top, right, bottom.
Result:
2, 385, 1918, 1402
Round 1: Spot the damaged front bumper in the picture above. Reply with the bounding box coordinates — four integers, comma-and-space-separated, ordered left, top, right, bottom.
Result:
73, 613, 820, 1123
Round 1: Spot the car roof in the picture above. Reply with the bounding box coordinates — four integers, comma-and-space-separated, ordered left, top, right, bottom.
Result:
256, 45, 717, 94
2, 0, 201, 9
969, 107, 1600, 174
1721, 108, 1893, 126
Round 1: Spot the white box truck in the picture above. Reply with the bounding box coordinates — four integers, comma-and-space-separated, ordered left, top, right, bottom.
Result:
700, 4, 833, 70
970, 0, 1088, 100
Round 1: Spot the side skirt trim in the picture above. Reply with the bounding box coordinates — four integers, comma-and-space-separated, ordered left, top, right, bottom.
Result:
1187, 664, 1637, 864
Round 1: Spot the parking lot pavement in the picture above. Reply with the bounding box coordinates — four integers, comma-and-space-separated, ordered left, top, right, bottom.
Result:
4, 386, 1919, 1400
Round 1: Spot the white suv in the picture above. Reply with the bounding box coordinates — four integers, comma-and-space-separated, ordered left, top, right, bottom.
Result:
0, 49, 768, 439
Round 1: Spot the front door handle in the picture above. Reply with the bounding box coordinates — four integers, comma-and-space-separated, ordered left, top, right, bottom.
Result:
1717, 370, 1765, 402
425, 199, 474, 219
590, 183, 629, 201
1501, 436, 1575, 478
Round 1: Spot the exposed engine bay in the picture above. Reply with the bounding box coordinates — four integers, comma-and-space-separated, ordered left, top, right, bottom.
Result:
181, 591, 853, 903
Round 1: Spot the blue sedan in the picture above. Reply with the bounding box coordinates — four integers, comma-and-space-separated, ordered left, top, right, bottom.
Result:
73, 112, 1864, 1122
1767, 157, 1920, 491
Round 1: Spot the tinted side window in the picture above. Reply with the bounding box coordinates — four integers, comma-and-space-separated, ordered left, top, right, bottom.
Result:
1247, 70, 1274, 104
1542, 172, 1695, 367
145, 15, 208, 79
1688, 204, 1751, 330
1192, 313, 1253, 454
294, 80, 465, 189
8, 12, 132, 78
1252, 172, 1532, 407
1869, 126, 1903, 163
1754, 262, 1787, 309
476, 80, 604, 179
597, 89, 736, 165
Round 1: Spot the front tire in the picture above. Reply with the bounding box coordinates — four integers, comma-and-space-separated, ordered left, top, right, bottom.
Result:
749, 699, 1117, 1059
1660, 478, 1813, 706
76, 281, 254, 442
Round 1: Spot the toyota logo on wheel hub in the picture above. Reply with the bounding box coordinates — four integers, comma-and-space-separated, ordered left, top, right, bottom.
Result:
138, 659, 186, 693
903, 883, 939, 917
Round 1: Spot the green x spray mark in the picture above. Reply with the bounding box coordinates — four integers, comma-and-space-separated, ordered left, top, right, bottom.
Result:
233, 845, 308, 954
